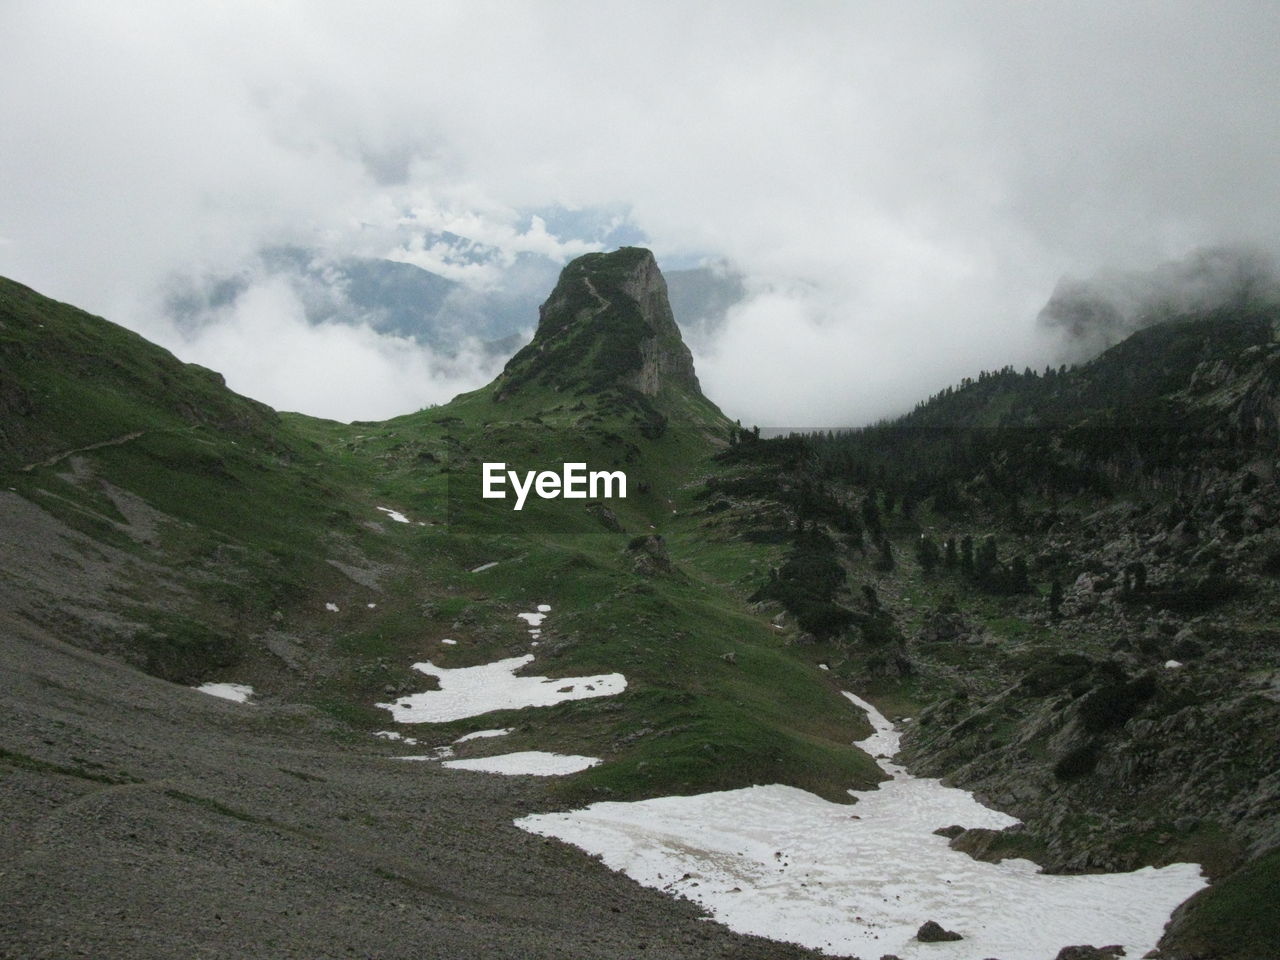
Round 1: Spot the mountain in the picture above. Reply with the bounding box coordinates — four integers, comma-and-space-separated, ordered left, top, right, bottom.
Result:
1038, 246, 1280, 364
0, 253, 865, 959
714, 302, 1280, 958
165, 246, 746, 364
663, 263, 746, 351
496, 247, 705, 407
3, 255, 1278, 959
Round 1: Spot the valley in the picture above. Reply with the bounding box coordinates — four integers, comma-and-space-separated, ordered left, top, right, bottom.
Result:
2, 248, 1278, 959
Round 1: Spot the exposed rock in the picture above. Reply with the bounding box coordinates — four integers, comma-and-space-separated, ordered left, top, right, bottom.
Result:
495, 247, 704, 407
1053, 946, 1125, 960
627, 534, 676, 577
916, 920, 962, 942
586, 501, 625, 533
919, 607, 975, 644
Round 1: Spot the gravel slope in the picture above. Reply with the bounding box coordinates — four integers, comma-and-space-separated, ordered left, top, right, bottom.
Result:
0, 611, 824, 960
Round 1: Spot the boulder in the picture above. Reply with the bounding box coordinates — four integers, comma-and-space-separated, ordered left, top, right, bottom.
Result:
1053, 947, 1125, 960
916, 920, 962, 942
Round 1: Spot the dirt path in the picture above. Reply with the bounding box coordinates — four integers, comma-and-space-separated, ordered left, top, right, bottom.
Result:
20, 430, 146, 472
582, 276, 611, 314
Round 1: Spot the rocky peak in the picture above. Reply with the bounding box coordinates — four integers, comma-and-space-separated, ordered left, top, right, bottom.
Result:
495, 247, 703, 402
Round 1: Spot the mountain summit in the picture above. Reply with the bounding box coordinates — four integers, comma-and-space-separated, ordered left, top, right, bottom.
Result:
495, 247, 703, 405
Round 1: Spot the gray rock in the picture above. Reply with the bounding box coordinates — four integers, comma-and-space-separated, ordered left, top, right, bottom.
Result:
1053, 946, 1125, 960
916, 920, 962, 942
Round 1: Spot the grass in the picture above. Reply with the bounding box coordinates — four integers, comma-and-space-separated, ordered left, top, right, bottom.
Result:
5, 269, 1276, 960
1164, 848, 1280, 959
163, 789, 274, 827
0, 747, 141, 785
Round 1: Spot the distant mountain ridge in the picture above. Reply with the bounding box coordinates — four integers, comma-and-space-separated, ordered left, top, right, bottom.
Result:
1039, 246, 1280, 364
163, 246, 746, 364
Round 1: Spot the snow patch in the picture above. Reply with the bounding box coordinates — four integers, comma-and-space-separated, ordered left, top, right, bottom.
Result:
537, 604, 552, 612
194, 682, 254, 703
441, 638, 457, 645
376, 655, 627, 723
517, 692, 1205, 960
454, 728, 513, 743
444, 751, 600, 776
372, 730, 419, 744
391, 745, 455, 761
376, 506, 411, 524
1165, 659, 1184, 669
325, 602, 339, 612
843, 690, 900, 759
471, 561, 499, 573
517, 612, 546, 627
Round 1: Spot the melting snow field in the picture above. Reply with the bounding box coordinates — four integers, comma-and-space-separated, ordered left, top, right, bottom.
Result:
517, 691, 1205, 960
392, 746, 455, 761
376, 654, 627, 723
443, 751, 601, 776
193, 682, 254, 703
376, 506, 411, 523
455, 728, 512, 742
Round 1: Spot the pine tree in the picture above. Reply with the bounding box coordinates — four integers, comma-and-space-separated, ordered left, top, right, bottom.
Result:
943, 537, 957, 569
916, 535, 940, 574
974, 536, 998, 583
1009, 555, 1030, 593
960, 535, 974, 573
861, 492, 881, 537
873, 537, 895, 572
1049, 579, 1064, 619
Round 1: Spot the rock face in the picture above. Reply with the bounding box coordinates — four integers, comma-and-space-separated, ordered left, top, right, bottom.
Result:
1053, 946, 1126, 960
496, 247, 703, 404
627, 534, 676, 577
916, 920, 963, 942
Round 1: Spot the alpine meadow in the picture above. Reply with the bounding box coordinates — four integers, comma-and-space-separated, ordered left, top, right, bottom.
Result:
3, 5, 1280, 960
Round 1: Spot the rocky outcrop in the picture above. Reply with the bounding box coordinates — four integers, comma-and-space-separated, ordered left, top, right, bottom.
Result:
627, 534, 677, 577
1053, 946, 1125, 960
916, 920, 962, 942
496, 247, 703, 404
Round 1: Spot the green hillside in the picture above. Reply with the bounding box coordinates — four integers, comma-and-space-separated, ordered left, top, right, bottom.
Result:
3, 254, 1278, 957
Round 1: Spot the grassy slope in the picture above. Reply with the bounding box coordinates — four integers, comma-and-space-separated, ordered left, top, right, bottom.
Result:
1163, 847, 1280, 960
1, 274, 882, 805
13, 273, 1270, 955
287, 376, 883, 803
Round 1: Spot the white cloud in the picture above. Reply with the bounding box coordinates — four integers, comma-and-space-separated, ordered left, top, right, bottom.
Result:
2, 1, 1277, 422
161, 275, 502, 421
384, 211, 603, 287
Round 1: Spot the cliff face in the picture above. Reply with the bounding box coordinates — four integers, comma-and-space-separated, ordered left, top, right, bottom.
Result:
496, 247, 702, 403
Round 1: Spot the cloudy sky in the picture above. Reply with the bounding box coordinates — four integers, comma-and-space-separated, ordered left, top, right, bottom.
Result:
3, 1, 1278, 424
